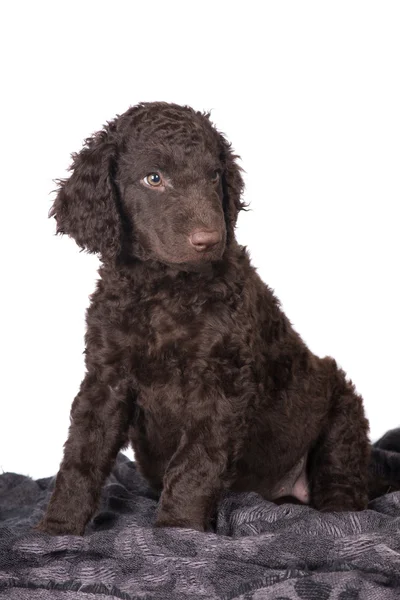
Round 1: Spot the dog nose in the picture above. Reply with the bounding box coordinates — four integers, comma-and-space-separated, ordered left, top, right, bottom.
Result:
189, 229, 221, 251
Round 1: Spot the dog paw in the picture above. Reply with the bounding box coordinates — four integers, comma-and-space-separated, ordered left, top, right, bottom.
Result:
34, 518, 85, 536
154, 514, 205, 532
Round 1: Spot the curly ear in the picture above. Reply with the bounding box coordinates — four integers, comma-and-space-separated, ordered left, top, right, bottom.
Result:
218, 133, 246, 239
49, 124, 122, 261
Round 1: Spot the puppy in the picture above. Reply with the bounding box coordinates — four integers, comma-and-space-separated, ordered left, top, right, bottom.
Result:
37, 102, 370, 535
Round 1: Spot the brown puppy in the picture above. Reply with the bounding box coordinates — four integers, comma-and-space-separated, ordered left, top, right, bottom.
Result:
37, 102, 370, 535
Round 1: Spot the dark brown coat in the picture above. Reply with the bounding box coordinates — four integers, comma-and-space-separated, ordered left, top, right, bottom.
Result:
37, 102, 370, 535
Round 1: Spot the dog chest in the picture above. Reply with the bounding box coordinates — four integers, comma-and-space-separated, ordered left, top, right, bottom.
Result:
127, 285, 253, 387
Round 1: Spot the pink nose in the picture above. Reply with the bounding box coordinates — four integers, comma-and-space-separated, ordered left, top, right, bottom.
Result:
189, 229, 221, 251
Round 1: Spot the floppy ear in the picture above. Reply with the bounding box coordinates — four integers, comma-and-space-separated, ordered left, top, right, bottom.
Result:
218, 133, 246, 239
49, 124, 122, 261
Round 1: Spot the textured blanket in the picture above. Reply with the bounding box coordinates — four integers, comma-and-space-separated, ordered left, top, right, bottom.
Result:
1, 431, 400, 599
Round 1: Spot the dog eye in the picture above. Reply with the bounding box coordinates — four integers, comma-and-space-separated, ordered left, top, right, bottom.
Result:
144, 173, 163, 187
211, 170, 220, 183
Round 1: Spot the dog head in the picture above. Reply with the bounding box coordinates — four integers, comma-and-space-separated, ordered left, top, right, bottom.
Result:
50, 102, 245, 268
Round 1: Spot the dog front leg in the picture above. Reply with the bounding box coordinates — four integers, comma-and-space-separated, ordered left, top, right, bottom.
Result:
35, 373, 133, 535
155, 429, 229, 532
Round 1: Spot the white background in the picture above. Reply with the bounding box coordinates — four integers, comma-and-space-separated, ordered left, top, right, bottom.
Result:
1, 1, 399, 479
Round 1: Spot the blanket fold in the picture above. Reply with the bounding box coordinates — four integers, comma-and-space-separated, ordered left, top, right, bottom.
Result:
1, 430, 400, 599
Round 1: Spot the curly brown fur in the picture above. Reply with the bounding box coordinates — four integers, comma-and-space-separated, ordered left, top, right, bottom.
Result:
36, 102, 371, 536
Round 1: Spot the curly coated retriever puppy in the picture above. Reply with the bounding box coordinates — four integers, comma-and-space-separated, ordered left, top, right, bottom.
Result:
37, 102, 371, 535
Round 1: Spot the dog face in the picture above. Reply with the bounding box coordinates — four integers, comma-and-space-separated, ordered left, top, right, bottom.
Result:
50, 102, 245, 267
117, 107, 227, 265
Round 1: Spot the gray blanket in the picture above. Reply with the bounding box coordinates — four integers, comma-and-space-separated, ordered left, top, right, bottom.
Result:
1, 435, 400, 600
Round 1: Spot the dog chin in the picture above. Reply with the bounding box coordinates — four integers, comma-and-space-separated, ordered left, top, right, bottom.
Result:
161, 247, 225, 272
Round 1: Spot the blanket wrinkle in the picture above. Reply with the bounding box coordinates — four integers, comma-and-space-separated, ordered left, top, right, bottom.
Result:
1, 430, 400, 599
